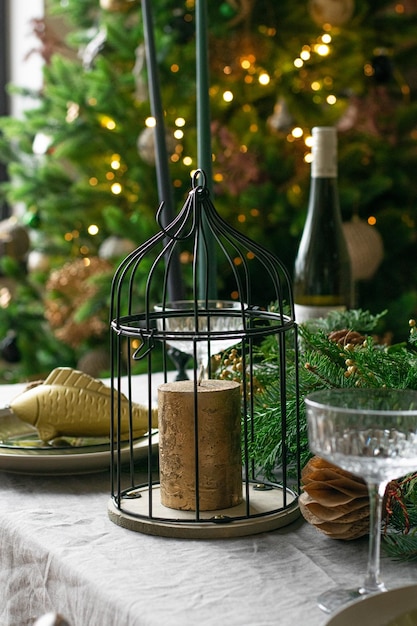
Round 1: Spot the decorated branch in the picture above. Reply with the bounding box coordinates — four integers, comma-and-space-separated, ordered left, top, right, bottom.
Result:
217, 309, 417, 561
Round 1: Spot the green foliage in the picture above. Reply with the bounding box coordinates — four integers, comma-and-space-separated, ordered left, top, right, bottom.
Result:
1, 1, 417, 376
0, 267, 76, 381
228, 309, 417, 561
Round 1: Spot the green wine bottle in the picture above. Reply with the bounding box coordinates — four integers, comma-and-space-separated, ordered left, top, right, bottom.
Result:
294, 126, 352, 323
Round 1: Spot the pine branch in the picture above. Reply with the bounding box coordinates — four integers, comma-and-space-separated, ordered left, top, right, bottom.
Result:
382, 534, 417, 562
217, 309, 417, 561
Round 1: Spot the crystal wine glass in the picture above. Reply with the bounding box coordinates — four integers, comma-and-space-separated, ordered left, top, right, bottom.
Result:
154, 300, 245, 379
305, 387, 417, 614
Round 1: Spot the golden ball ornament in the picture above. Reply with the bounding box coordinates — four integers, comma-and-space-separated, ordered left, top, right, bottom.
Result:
309, 0, 355, 27
77, 347, 110, 378
0, 217, 30, 261
343, 217, 384, 281
299, 456, 370, 540
100, 0, 138, 11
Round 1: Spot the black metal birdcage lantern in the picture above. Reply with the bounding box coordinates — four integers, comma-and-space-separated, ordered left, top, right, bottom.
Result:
108, 169, 300, 538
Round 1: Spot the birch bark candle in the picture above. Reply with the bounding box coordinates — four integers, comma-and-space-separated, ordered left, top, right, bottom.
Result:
158, 379, 242, 511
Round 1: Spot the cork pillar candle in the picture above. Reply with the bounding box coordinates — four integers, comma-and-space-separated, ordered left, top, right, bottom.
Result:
158, 379, 242, 511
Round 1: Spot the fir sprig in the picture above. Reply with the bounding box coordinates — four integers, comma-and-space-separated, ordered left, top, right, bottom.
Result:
219, 309, 417, 561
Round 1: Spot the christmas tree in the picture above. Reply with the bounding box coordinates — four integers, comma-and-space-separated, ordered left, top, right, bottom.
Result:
1, 0, 417, 380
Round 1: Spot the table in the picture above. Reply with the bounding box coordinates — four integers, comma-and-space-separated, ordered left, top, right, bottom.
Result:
0, 383, 416, 626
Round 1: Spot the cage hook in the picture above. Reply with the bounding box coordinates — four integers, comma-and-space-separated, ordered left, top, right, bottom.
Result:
131, 330, 156, 360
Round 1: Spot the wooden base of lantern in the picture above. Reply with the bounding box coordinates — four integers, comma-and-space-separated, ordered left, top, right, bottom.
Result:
108, 482, 299, 538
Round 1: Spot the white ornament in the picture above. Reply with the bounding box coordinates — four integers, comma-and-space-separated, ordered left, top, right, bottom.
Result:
267, 98, 294, 133
343, 217, 384, 281
27, 250, 51, 273
99, 236, 136, 260
82, 27, 107, 69
137, 126, 176, 166
133, 44, 148, 103
309, 0, 355, 27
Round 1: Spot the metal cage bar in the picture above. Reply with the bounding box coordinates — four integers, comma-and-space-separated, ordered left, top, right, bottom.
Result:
108, 170, 300, 538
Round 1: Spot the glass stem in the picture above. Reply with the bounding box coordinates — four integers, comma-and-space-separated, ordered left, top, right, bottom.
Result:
361, 480, 388, 595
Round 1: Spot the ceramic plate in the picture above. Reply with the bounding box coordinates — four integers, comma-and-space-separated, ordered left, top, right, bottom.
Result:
0, 409, 158, 475
326, 585, 417, 626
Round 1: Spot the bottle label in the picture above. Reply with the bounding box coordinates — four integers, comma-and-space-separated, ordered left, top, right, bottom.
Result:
311, 127, 337, 179
294, 304, 346, 323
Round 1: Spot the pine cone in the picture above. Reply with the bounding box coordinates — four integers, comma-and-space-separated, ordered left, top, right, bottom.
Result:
299, 456, 370, 540
328, 329, 366, 347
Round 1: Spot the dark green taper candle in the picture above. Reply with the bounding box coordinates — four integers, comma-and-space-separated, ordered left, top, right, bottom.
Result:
196, 0, 217, 299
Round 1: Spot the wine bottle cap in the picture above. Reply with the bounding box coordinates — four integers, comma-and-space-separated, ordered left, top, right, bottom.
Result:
311, 126, 337, 178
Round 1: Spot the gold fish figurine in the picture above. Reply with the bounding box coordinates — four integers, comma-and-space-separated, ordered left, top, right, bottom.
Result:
9, 367, 158, 442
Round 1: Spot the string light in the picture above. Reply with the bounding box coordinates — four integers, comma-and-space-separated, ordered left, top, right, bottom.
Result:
88, 224, 99, 235
64, 230, 79, 242
223, 91, 234, 103
315, 43, 330, 56
111, 182, 122, 195
259, 72, 270, 85
291, 127, 304, 139
99, 115, 116, 130
111, 154, 121, 170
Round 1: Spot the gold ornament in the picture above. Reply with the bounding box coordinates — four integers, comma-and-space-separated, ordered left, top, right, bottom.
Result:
77, 347, 110, 378
299, 456, 370, 540
0, 217, 30, 261
100, 0, 138, 12
309, 0, 355, 27
45, 257, 112, 347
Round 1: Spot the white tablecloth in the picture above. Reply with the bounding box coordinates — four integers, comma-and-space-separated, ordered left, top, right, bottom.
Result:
0, 383, 416, 626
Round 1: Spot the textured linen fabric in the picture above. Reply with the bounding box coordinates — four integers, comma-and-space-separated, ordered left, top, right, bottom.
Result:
0, 384, 416, 626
